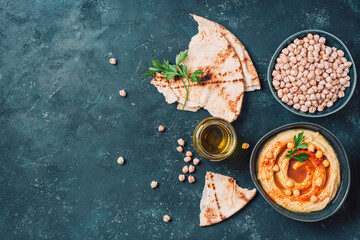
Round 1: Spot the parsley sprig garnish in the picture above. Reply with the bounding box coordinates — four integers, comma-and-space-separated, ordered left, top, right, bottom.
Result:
143, 50, 204, 109
284, 132, 310, 162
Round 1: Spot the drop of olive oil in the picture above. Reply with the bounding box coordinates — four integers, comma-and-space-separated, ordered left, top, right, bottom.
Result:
200, 124, 231, 155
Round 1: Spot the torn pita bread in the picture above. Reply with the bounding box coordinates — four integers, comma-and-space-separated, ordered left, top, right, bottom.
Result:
151, 16, 245, 122
190, 14, 260, 92
200, 172, 256, 226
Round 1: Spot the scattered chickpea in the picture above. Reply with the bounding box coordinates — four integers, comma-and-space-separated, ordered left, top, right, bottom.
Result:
117, 156, 125, 165
310, 195, 319, 203
266, 152, 273, 159
184, 156, 192, 163
189, 165, 195, 173
285, 179, 294, 188
287, 142, 295, 149
315, 150, 323, 158
177, 138, 185, 146
178, 174, 186, 182
193, 158, 200, 165
176, 146, 183, 152
163, 215, 171, 222
315, 177, 323, 187
323, 160, 330, 167
182, 165, 189, 174
242, 143, 250, 149
293, 189, 300, 197
151, 181, 158, 189
185, 151, 193, 157
119, 89, 127, 97
109, 58, 117, 64
158, 125, 165, 132
308, 143, 315, 152
284, 189, 292, 196
272, 164, 280, 172
188, 175, 195, 183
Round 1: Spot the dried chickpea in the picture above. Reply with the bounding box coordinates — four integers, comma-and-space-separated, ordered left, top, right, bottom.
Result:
119, 89, 127, 97
315, 150, 323, 158
272, 164, 280, 172
184, 156, 191, 163
293, 189, 300, 197
182, 165, 189, 174
188, 175, 195, 183
284, 189, 292, 196
242, 143, 250, 149
323, 160, 330, 167
178, 174, 186, 182
193, 158, 200, 165
158, 125, 165, 132
285, 179, 294, 188
117, 157, 125, 165
287, 142, 295, 149
177, 138, 185, 146
109, 58, 117, 64
151, 181, 158, 189
163, 215, 171, 222
308, 143, 315, 152
315, 177, 323, 187
266, 152, 273, 159
185, 151, 193, 157
310, 195, 318, 203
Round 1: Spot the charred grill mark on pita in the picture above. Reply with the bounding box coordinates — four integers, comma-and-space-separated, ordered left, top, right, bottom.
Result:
228, 93, 243, 114
204, 207, 218, 225
209, 172, 214, 180
153, 78, 243, 89
228, 178, 234, 183
237, 191, 249, 202
203, 73, 212, 81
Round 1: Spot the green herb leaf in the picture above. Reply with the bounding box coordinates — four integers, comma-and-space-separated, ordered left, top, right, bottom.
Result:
294, 132, 305, 148
143, 50, 203, 109
285, 149, 298, 158
292, 152, 310, 162
175, 50, 188, 65
297, 142, 308, 149
285, 132, 310, 162
190, 70, 204, 85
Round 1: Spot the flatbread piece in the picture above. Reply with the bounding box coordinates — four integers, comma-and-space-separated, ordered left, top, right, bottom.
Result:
199, 172, 256, 226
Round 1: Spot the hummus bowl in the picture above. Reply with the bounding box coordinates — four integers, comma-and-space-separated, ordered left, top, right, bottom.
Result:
250, 122, 350, 222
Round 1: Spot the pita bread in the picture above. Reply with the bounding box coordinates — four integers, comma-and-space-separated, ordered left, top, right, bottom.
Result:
199, 172, 256, 226
190, 14, 260, 92
151, 16, 245, 122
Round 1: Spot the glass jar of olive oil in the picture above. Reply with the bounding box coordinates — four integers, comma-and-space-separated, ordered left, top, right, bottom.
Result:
193, 117, 237, 161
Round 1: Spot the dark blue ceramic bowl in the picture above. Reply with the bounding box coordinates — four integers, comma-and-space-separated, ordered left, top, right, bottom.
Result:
250, 122, 350, 222
267, 30, 357, 117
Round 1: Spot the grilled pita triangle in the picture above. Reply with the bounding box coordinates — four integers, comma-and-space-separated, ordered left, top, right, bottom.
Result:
190, 14, 260, 91
199, 172, 256, 226
151, 15, 245, 122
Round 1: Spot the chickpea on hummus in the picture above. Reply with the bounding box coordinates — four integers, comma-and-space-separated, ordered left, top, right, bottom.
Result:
257, 129, 340, 213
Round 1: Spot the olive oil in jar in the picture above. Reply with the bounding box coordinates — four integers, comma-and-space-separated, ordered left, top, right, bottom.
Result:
200, 124, 231, 155
193, 117, 237, 161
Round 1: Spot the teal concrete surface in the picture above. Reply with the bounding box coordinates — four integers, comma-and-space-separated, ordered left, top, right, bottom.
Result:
0, 0, 359, 239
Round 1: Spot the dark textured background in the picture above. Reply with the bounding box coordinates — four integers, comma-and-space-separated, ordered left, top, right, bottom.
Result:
0, 0, 359, 239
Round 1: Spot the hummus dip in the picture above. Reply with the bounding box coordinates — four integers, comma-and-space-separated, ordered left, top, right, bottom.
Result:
257, 129, 340, 213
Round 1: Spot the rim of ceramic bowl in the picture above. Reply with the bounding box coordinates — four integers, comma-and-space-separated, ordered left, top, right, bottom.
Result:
267, 29, 357, 118
249, 122, 351, 222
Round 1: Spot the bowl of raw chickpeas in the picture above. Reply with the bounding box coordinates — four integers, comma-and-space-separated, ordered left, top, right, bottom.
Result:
268, 30, 356, 117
